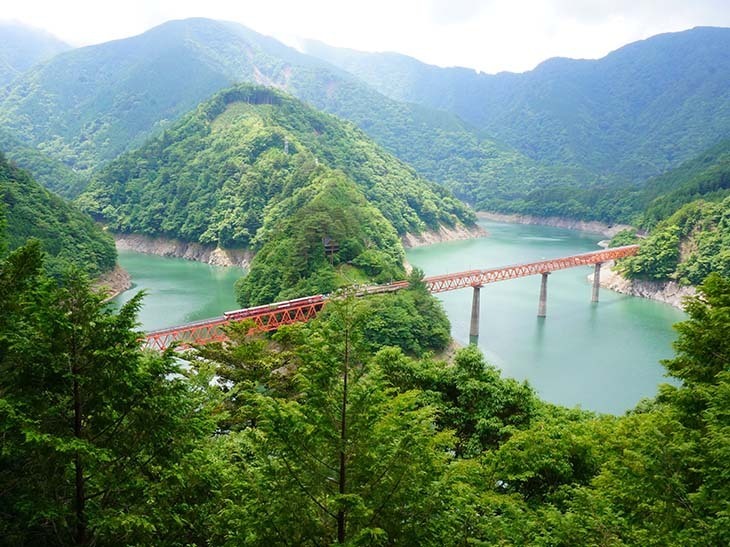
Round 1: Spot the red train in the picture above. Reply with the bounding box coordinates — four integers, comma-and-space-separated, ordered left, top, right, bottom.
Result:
223, 294, 328, 321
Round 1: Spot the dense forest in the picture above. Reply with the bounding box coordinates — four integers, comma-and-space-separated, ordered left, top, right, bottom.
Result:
7, 18, 730, 223
0, 153, 115, 276
78, 84, 475, 246
235, 172, 405, 306
2, 235, 728, 545
1, 16, 730, 545
614, 196, 730, 285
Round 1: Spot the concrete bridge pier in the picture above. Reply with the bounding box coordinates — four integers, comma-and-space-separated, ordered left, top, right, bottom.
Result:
469, 285, 481, 345
592, 262, 602, 303
537, 272, 550, 317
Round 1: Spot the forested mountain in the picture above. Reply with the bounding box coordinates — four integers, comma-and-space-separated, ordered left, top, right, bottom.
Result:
0, 17, 590, 218
0, 22, 69, 86
305, 27, 730, 182
3, 18, 728, 223
0, 153, 115, 276
77, 85, 476, 299
79, 84, 474, 241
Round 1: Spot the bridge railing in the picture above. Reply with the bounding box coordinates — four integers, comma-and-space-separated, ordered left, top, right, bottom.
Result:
423, 245, 638, 293
144, 244, 639, 350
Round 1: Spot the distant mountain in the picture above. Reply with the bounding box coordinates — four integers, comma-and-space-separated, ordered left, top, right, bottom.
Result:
1, 153, 115, 276
0, 22, 70, 86
78, 84, 475, 248
0, 17, 589, 220
304, 27, 730, 182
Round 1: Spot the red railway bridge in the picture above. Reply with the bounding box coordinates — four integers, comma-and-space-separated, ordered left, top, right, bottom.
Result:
144, 245, 639, 351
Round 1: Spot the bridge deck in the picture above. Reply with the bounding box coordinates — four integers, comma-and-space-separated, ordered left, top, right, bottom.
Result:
144, 244, 639, 350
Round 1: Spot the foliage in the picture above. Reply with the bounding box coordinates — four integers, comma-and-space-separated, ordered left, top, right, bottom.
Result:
234, 170, 405, 306
616, 224, 681, 281
0, 242, 217, 545
638, 138, 730, 229
2, 232, 730, 544
352, 289, 450, 356
1, 152, 115, 276
308, 27, 730, 185
617, 196, 730, 284
78, 84, 474, 250
0, 16, 649, 225
207, 298, 455, 544
0, 129, 88, 197
608, 228, 639, 247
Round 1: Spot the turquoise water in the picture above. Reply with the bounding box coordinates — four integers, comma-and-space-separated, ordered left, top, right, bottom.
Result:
114, 220, 686, 413
113, 250, 244, 331
405, 221, 686, 414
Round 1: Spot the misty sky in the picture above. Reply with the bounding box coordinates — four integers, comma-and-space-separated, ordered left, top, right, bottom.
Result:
3, 0, 730, 73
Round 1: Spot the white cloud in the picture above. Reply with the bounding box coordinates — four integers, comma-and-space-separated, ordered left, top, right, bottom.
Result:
2, 0, 729, 73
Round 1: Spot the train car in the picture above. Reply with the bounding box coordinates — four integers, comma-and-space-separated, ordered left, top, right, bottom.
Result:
224, 294, 327, 320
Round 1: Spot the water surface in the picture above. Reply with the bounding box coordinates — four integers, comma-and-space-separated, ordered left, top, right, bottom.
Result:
113, 250, 244, 331
406, 221, 685, 414
115, 221, 685, 414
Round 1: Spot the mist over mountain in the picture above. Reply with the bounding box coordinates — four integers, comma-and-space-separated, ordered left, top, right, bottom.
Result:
0, 21, 70, 86
0, 17, 584, 216
0, 18, 728, 224
304, 27, 730, 182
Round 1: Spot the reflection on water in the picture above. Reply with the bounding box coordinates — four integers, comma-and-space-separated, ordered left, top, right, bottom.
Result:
114, 221, 685, 415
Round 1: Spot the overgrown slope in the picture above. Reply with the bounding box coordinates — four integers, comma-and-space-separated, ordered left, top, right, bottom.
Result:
78, 85, 475, 247
0, 17, 595, 221
1, 153, 115, 276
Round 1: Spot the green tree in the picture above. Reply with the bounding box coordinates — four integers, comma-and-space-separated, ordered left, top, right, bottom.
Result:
199, 297, 454, 544
0, 243, 215, 545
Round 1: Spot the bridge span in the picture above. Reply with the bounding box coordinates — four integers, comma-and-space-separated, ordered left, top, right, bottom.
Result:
144, 244, 639, 351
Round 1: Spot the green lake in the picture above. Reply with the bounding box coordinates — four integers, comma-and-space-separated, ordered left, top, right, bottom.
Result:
115, 220, 686, 414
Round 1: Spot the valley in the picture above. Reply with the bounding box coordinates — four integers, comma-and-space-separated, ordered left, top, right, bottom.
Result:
1, 10, 729, 546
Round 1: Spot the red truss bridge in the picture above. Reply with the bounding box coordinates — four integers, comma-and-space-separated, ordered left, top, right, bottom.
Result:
143, 245, 639, 350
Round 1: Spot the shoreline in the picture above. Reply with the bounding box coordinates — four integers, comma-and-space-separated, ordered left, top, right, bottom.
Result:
477, 211, 633, 238
114, 233, 253, 268
95, 265, 132, 301
401, 222, 487, 248
594, 264, 694, 310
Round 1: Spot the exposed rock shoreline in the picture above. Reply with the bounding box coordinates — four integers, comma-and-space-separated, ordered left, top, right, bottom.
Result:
95, 265, 132, 301
401, 222, 487, 248
114, 222, 486, 267
597, 265, 695, 310
114, 233, 253, 268
477, 211, 633, 238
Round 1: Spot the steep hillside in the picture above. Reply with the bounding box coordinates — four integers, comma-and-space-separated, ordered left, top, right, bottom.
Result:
306, 27, 730, 182
78, 84, 475, 248
0, 129, 87, 196
236, 172, 405, 306
0, 22, 70, 86
0, 153, 115, 276
615, 196, 730, 286
0, 17, 592, 218
638, 138, 730, 227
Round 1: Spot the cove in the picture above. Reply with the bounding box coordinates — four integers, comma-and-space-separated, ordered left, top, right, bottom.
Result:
113, 249, 244, 331
405, 220, 686, 414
